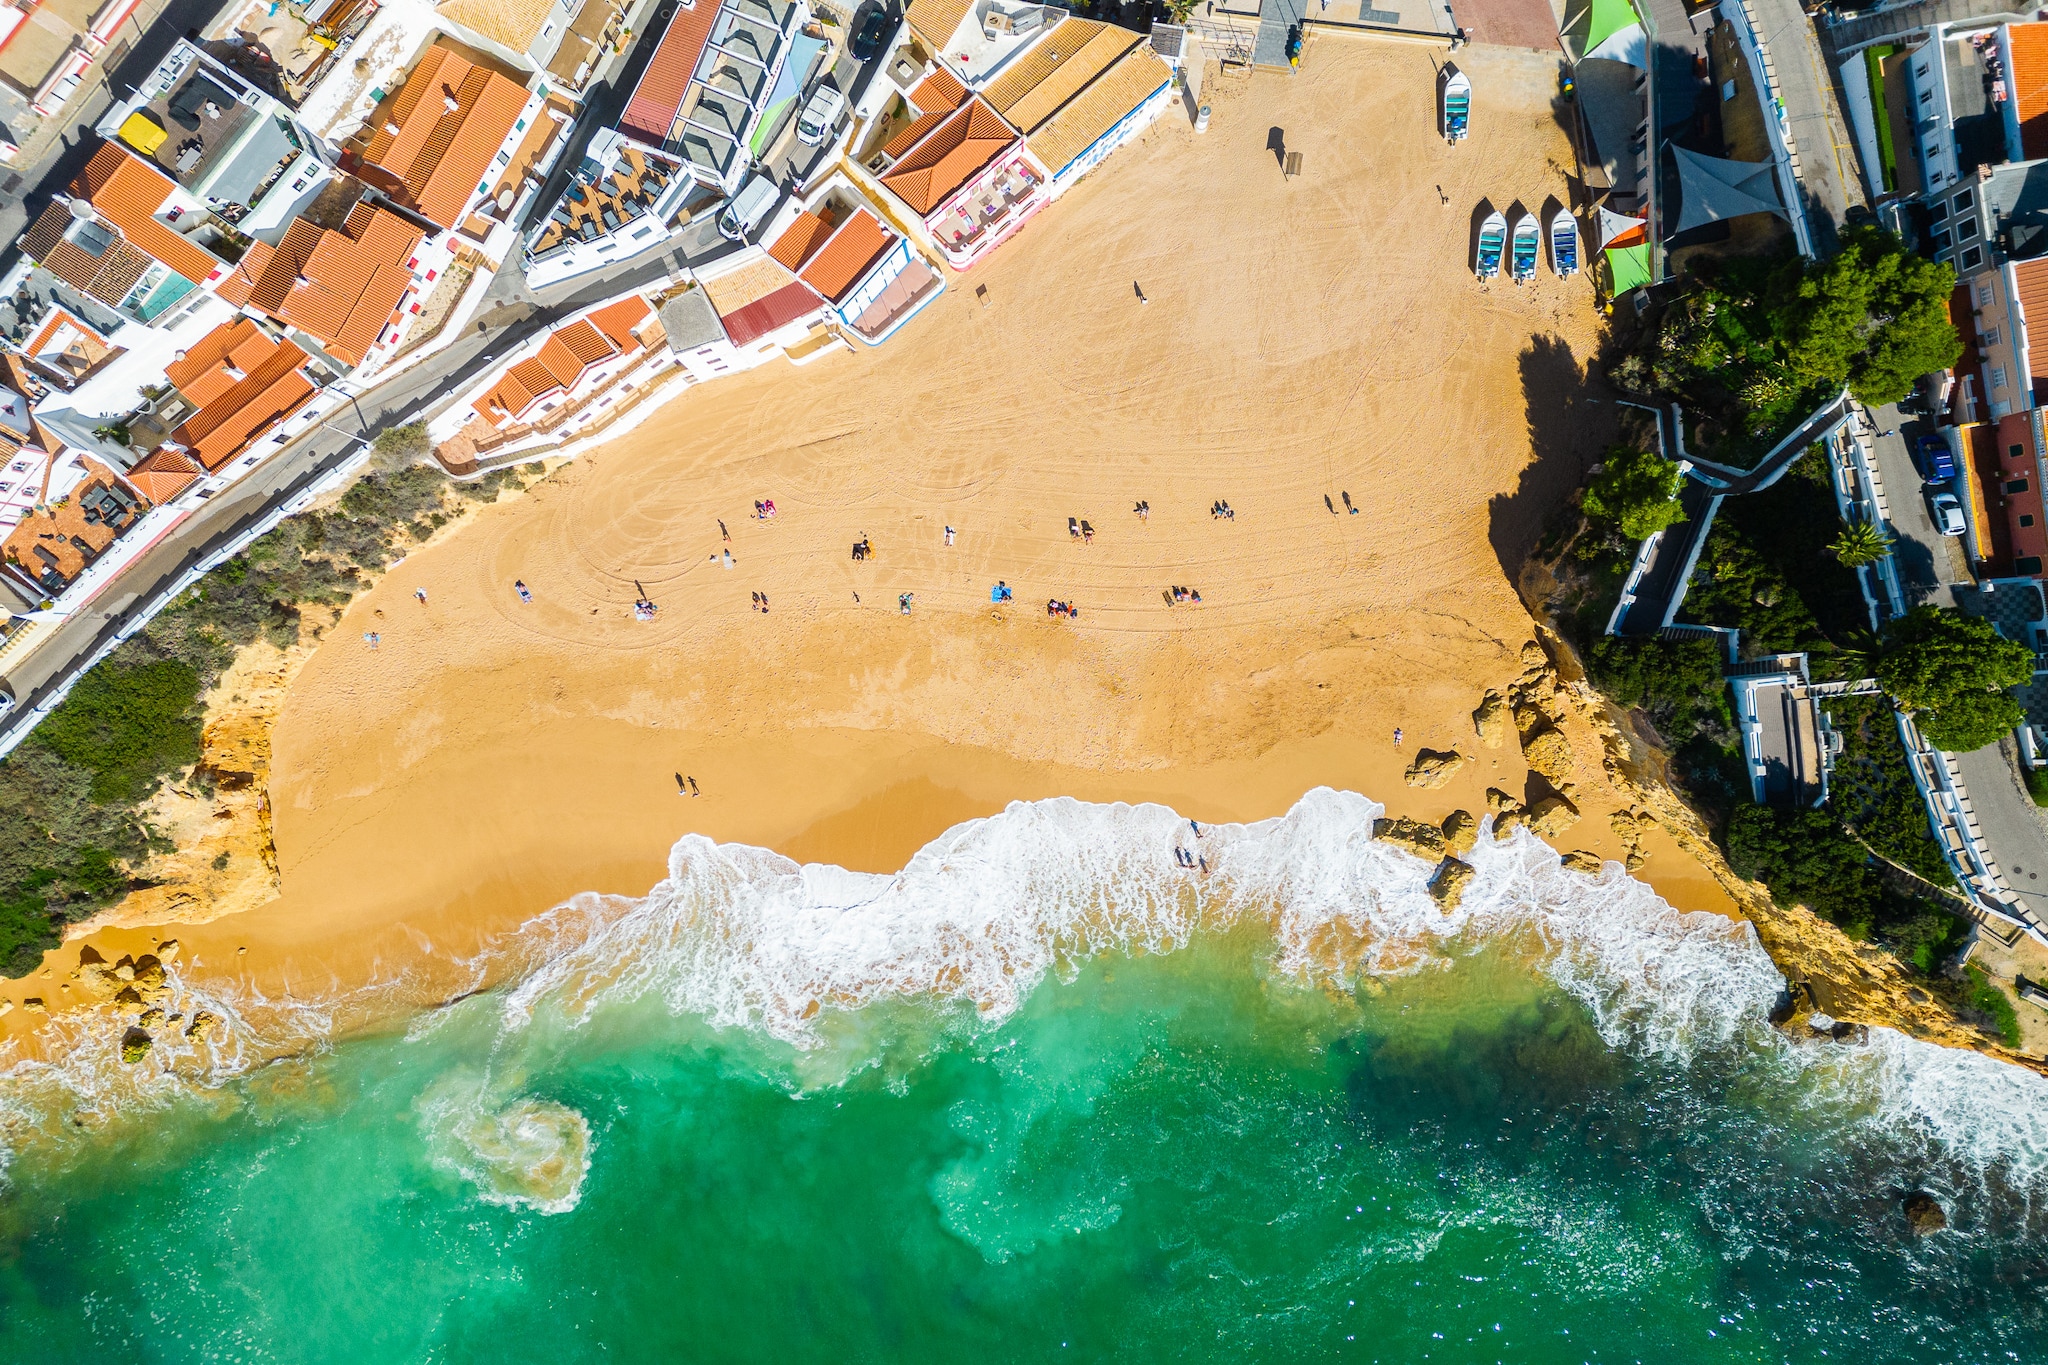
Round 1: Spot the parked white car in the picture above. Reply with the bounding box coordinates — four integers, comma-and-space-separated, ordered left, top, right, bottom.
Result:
718, 174, 780, 241
1930, 491, 1966, 537
796, 84, 846, 147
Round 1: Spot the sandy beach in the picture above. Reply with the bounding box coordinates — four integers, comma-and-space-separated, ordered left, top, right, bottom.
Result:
2, 43, 1748, 1029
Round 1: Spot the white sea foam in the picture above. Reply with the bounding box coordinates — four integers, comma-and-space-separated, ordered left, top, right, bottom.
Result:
5, 787, 2048, 1200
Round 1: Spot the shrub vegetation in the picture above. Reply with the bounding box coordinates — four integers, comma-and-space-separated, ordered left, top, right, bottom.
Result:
0, 465, 527, 976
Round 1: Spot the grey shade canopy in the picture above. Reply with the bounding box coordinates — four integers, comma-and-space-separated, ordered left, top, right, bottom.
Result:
1672, 147, 1788, 232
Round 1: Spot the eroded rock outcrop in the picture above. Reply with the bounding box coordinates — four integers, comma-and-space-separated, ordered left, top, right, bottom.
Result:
1429, 857, 1476, 912
1472, 690, 1508, 749
1372, 816, 1444, 860
1441, 810, 1478, 859
1403, 748, 1468, 789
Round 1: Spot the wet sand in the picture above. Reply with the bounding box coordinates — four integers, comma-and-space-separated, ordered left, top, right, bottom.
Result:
2, 44, 1742, 1028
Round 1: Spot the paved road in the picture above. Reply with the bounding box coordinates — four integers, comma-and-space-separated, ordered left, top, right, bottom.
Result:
1747, 0, 1864, 254
1957, 741, 2048, 913
1867, 402, 1970, 604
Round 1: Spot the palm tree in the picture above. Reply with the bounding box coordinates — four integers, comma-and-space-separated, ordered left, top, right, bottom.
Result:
1829, 520, 1894, 568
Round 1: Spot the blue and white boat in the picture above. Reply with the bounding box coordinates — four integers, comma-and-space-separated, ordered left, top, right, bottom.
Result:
1510, 211, 1540, 284
1550, 209, 1579, 278
1475, 209, 1506, 280
1442, 70, 1470, 144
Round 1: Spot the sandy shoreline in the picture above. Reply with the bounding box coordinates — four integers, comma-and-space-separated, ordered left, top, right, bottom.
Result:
1, 46, 1750, 1041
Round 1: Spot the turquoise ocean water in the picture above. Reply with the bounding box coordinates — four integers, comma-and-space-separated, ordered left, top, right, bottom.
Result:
4, 789, 2048, 1363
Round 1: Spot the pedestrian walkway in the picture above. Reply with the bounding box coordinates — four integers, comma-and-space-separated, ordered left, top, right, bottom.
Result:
1255, 0, 1308, 67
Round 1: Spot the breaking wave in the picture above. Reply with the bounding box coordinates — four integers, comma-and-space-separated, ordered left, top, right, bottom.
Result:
5, 788, 2048, 1199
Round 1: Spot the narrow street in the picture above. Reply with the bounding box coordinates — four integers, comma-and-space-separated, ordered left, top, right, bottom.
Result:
1745, 0, 1864, 254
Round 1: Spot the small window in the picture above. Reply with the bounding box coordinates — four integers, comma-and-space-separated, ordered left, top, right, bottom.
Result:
2012, 444, 2027, 461
1954, 187, 1977, 211
1993, 365, 2009, 390
1934, 231, 1953, 251
1982, 326, 2002, 346
2022, 515, 2038, 528
1980, 281, 1996, 305
0, 483, 11, 494
2009, 478, 2032, 493
1959, 217, 1981, 241
1931, 200, 1950, 223
1963, 246, 1985, 270
2018, 556, 2045, 574
1920, 88, 1934, 105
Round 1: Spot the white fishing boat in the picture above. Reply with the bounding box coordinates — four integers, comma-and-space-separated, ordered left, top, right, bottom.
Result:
1550, 209, 1579, 278
1509, 211, 1540, 284
1442, 69, 1470, 144
1474, 209, 1506, 280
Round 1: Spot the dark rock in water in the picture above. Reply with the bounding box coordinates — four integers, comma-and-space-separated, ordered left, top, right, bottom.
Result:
120, 1028, 153, 1064
1831, 1020, 1868, 1044
1768, 990, 1795, 1025
1904, 1191, 1948, 1237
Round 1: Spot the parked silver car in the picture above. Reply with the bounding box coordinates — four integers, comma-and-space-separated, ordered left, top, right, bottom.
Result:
1930, 491, 1966, 537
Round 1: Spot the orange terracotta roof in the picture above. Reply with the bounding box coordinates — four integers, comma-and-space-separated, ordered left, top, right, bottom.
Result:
2, 456, 150, 591
985, 21, 1142, 132
482, 308, 638, 424
123, 447, 202, 502
2016, 257, 2048, 396
906, 0, 972, 47
883, 108, 951, 160
357, 41, 533, 229
1025, 47, 1171, 179
769, 211, 836, 270
20, 198, 155, 307
234, 203, 423, 366
911, 68, 967, 113
72, 144, 220, 285
620, 0, 721, 147
167, 318, 283, 409
2015, 24, 2048, 161
798, 210, 892, 303
585, 296, 651, 351
171, 340, 316, 472
881, 98, 1018, 215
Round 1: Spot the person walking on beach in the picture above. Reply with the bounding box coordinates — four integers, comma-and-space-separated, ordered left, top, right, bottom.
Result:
414, 588, 428, 604
719, 519, 730, 543
1134, 281, 1148, 305
944, 525, 955, 546
1393, 727, 1403, 747
722, 549, 734, 569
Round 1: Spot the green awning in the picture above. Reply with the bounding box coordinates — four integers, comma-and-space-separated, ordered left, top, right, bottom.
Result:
1606, 244, 1651, 294
1586, 0, 1640, 54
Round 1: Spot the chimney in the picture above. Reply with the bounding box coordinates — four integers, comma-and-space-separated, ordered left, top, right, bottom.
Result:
385, 121, 403, 136
223, 364, 245, 381
443, 90, 460, 113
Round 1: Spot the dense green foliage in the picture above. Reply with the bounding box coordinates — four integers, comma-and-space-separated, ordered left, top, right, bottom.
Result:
1582, 447, 1687, 539
1727, 800, 1966, 965
1864, 47, 1898, 191
1964, 965, 2023, 1048
0, 465, 527, 975
1784, 227, 1961, 405
2028, 765, 2048, 808
1827, 520, 1893, 568
1826, 695, 1954, 889
1586, 635, 1728, 738
1610, 227, 1959, 463
34, 659, 203, 803
1876, 606, 2033, 751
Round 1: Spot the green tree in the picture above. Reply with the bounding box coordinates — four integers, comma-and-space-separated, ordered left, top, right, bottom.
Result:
1875, 606, 2033, 751
1582, 446, 1687, 539
1726, 802, 1881, 934
1828, 519, 1893, 568
1774, 226, 1961, 405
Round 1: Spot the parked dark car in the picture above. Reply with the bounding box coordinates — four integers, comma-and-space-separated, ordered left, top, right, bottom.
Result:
852, 7, 893, 59
1916, 433, 1958, 484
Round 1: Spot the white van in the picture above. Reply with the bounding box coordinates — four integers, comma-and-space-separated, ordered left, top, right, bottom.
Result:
718, 174, 779, 241
795, 84, 846, 147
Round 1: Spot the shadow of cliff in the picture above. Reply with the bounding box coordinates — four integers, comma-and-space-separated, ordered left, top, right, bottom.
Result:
1489, 333, 1622, 590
